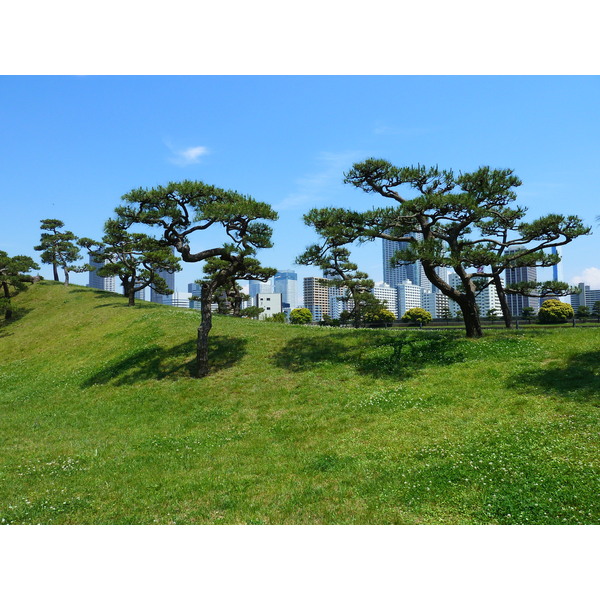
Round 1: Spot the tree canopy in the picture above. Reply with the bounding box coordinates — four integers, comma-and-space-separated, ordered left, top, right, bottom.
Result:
80, 218, 181, 306
118, 180, 277, 377
303, 160, 590, 337
0, 251, 39, 320
34, 219, 91, 286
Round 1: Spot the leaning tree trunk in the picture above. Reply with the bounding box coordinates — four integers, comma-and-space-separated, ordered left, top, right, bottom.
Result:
197, 283, 214, 378
492, 270, 512, 329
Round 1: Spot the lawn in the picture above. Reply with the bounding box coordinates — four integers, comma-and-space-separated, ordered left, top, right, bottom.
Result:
1, 281, 598, 524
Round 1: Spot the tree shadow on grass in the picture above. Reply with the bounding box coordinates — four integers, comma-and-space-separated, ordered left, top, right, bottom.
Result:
81, 335, 248, 387
507, 350, 600, 405
0, 307, 33, 337
272, 329, 466, 380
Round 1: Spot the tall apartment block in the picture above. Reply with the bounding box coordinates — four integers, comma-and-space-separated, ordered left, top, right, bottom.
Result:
303, 277, 330, 322
570, 283, 600, 310
396, 279, 423, 317
274, 270, 297, 314
372, 282, 398, 318
505, 246, 539, 315
382, 235, 424, 288
88, 253, 117, 293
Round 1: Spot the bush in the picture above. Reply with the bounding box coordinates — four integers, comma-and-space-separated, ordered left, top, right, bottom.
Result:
538, 299, 574, 323
401, 307, 432, 325
364, 307, 395, 324
290, 308, 312, 324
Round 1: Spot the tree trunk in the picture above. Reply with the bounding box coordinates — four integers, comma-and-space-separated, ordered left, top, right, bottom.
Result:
492, 270, 512, 329
459, 295, 483, 338
197, 283, 214, 378
2, 281, 12, 320
53, 263, 59, 282
128, 288, 135, 306
63, 267, 70, 287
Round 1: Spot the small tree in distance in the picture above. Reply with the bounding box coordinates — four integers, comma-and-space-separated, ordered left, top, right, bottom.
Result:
290, 308, 312, 324
79, 218, 181, 306
34, 219, 92, 286
402, 307, 432, 326
520, 306, 536, 323
538, 299, 574, 323
576, 305, 590, 322
592, 301, 600, 322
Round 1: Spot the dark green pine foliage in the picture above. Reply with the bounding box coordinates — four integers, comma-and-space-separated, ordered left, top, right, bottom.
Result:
34, 219, 92, 286
0, 251, 39, 320
119, 181, 277, 377
79, 218, 181, 306
303, 160, 589, 338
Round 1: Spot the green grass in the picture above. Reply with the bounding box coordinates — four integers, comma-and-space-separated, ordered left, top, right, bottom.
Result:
1, 281, 599, 524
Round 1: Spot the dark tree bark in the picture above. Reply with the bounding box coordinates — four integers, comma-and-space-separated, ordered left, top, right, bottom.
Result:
2, 281, 12, 320
492, 269, 513, 329
197, 282, 215, 378
53, 263, 59, 282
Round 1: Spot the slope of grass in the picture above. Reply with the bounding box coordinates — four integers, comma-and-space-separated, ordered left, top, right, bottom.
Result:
1, 281, 599, 524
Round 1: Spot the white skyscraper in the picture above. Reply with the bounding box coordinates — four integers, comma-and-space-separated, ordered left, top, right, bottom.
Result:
396, 279, 423, 317
372, 283, 398, 318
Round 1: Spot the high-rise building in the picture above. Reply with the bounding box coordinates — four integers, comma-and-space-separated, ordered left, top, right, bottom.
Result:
149, 247, 177, 305
550, 246, 563, 282
396, 279, 423, 317
570, 283, 600, 310
382, 235, 423, 288
88, 253, 117, 293
372, 282, 398, 318
248, 278, 273, 305
505, 246, 539, 315
303, 277, 330, 322
150, 267, 176, 304
274, 270, 297, 314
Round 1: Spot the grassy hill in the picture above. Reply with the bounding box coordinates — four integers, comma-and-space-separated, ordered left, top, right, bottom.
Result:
1, 281, 599, 524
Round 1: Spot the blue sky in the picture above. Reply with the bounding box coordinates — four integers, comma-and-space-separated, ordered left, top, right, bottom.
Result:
2, 76, 599, 297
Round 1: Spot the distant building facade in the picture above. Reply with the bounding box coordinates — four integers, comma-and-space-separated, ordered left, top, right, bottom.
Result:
256, 292, 282, 319
505, 246, 539, 315
303, 277, 330, 322
274, 270, 297, 315
88, 253, 117, 293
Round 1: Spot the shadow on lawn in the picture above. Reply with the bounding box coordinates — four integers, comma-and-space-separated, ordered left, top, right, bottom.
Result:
0, 307, 33, 337
81, 335, 248, 386
272, 329, 465, 380
508, 350, 600, 405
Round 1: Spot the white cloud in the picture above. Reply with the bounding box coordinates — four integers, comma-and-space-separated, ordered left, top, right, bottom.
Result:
569, 267, 600, 289
166, 143, 210, 166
